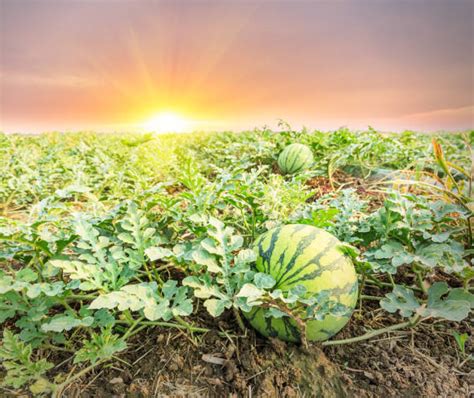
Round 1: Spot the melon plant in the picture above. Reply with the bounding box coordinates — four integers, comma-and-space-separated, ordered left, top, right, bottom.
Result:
244, 224, 358, 342
277, 143, 313, 174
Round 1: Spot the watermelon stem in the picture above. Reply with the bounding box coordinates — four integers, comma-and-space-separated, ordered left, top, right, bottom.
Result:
365, 278, 424, 293
321, 314, 421, 346
233, 308, 247, 333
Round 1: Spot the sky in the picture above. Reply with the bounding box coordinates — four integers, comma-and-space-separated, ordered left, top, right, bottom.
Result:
0, 0, 473, 133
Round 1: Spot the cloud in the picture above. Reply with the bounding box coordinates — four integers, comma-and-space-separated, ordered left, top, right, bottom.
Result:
399, 105, 474, 129
0, 71, 99, 88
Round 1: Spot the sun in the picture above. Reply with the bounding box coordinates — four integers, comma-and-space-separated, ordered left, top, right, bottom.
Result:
142, 112, 189, 133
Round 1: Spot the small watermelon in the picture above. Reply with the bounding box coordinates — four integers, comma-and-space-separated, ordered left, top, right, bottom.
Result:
277, 143, 313, 174
244, 224, 358, 342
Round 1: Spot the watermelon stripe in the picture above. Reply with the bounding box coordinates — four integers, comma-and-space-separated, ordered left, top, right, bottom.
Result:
293, 152, 308, 172
258, 224, 310, 279
272, 228, 320, 283
275, 235, 336, 286
257, 228, 282, 274
327, 281, 358, 297
280, 254, 346, 287
291, 149, 311, 172
282, 317, 301, 341
246, 308, 260, 322
265, 315, 278, 337
286, 150, 301, 173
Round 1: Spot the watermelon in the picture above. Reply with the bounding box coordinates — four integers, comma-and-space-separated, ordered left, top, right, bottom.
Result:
244, 224, 358, 342
277, 143, 313, 174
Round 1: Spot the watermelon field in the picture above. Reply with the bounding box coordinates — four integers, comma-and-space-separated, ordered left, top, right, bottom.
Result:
0, 128, 472, 397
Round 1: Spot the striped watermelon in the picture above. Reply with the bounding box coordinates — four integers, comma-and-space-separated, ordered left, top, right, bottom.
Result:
244, 224, 358, 342
277, 143, 313, 174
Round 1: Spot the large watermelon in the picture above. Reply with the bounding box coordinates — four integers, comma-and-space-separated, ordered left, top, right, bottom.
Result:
244, 224, 358, 342
277, 143, 313, 174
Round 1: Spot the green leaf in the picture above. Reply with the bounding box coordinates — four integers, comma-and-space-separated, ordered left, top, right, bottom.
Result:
0, 330, 53, 389
253, 273, 276, 289
143, 300, 171, 321
89, 282, 191, 321
452, 332, 468, 354
16, 269, 38, 283
373, 241, 404, 260
93, 309, 116, 328
74, 329, 127, 365
266, 307, 288, 318
201, 238, 224, 256
182, 276, 223, 299
448, 289, 474, 308
41, 315, 94, 333
236, 283, 264, 299
430, 231, 450, 243
380, 285, 420, 317
235, 249, 257, 265
29, 377, 53, 395
391, 252, 415, 267
145, 246, 173, 261
117, 233, 134, 244
192, 249, 222, 273
204, 298, 229, 317
414, 244, 443, 268
419, 282, 472, 321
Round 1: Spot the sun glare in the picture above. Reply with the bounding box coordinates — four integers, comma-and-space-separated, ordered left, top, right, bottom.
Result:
142, 112, 189, 133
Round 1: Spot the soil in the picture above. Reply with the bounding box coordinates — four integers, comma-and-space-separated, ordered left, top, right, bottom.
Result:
55, 306, 472, 398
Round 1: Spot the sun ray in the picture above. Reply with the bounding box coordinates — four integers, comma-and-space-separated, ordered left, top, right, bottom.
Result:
142, 111, 190, 133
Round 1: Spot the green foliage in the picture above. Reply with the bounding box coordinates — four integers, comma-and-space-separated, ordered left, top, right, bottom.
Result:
74, 328, 127, 364
362, 193, 470, 277
183, 216, 257, 317
0, 330, 53, 389
0, 128, 472, 392
452, 331, 468, 356
89, 281, 192, 321
380, 282, 473, 321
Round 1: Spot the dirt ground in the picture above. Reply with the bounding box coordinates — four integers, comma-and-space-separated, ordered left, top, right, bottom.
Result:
53, 304, 472, 398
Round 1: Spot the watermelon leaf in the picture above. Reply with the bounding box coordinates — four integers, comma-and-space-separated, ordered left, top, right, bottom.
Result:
253, 273, 276, 289
41, 315, 94, 333
381, 283, 473, 322
380, 285, 420, 317
417, 282, 473, 321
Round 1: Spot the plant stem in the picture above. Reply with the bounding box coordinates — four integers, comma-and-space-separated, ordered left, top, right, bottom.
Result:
322, 315, 420, 346
233, 307, 247, 333
53, 359, 106, 398
365, 276, 383, 288
365, 278, 423, 292
142, 262, 154, 282
174, 315, 209, 334
360, 295, 381, 301
413, 265, 428, 295
125, 324, 149, 339
387, 273, 395, 288
115, 320, 209, 333
122, 316, 143, 340
42, 344, 74, 353
358, 273, 366, 309
66, 294, 98, 301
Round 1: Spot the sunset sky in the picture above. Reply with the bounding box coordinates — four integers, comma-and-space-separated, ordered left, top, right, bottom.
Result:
1, 0, 473, 133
